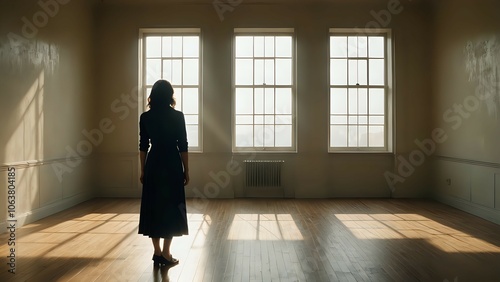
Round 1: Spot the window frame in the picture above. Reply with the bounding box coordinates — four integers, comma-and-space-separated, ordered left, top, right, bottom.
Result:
232, 28, 297, 153
328, 28, 394, 153
139, 28, 203, 152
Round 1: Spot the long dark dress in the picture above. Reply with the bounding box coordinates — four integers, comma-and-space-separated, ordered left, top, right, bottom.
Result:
138, 107, 188, 238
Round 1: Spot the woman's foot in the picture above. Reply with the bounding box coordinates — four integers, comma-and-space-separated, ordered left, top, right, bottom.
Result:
153, 254, 179, 267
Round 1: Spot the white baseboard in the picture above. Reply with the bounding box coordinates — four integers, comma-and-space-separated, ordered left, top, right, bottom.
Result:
434, 194, 500, 225
0, 192, 93, 231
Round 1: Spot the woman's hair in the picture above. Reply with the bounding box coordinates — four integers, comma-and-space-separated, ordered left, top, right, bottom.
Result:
148, 80, 176, 109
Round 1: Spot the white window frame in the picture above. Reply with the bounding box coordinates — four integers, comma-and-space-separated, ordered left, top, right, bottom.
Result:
232, 28, 297, 153
328, 28, 394, 153
139, 28, 203, 152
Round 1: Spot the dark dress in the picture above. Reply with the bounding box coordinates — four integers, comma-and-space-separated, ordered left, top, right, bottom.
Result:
138, 107, 189, 238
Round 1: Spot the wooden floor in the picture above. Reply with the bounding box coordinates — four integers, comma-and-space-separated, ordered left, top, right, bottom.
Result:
1, 198, 500, 282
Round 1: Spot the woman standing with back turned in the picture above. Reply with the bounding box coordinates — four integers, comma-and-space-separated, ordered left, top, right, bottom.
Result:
138, 79, 189, 267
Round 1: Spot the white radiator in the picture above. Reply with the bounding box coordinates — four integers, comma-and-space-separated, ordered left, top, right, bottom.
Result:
244, 160, 284, 188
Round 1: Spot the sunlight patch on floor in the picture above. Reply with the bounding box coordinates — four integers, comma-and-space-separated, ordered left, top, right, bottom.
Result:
335, 213, 500, 253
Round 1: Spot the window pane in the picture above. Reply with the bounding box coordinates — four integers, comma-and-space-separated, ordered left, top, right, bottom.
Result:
348, 125, 358, 147
265, 60, 274, 85
330, 36, 347, 58
236, 125, 253, 147
348, 36, 358, 57
236, 59, 253, 85
358, 89, 368, 114
359, 115, 368, 125
358, 126, 368, 147
276, 59, 292, 85
162, 60, 172, 82
236, 36, 253, 57
349, 89, 358, 114
369, 126, 384, 147
187, 125, 198, 147
331, 88, 347, 115
357, 36, 367, 57
236, 88, 253, 114
331, 115, 347, 125
254, 36, 264, 57
276, 115, 292, 124
265, 88, 274, 114
183, 88, 198, 114
275, 125, 292, 147
183, 59, 199, 85
185, 114, 198, 124
369, 89, 385, 114
276, 36, 292, 57
348, 116, 358, 124
255, 88, 264, 114
265, 36, 274, 57
236, 115, 253, 124
146, 37, 161, 57
331, 125, 347, 147
254, 125, 264, 147
264, 125, 274, 146
331, 59, 347, 85
255, 115, 264, 124
172, 36, 182, 57
146, 59, 161, 85
255, 59, 264, 85
349, 60, 367, 85
276, 88, 292, 114
369, 116, 385, 125
369, 59, 385, 85
369, 36, 384, 58
162, 37, 172, 57
183, 36, 199, 57
265, 115, 274, 125
171, 59, 182, 85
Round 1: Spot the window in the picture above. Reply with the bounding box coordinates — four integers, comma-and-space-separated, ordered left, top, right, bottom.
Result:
233, 28, 295, 152
140, 28, 202, 151
329, 28, 393, 152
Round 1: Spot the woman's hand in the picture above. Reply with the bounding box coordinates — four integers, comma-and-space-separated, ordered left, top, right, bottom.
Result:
184, 171, 190, 186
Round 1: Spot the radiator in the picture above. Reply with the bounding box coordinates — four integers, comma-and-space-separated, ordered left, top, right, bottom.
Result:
244, 160, 284, 188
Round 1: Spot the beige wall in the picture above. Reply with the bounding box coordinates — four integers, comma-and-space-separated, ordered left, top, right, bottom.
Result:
431, 0, 500, 224
0, 0, 96, 229
94, 1, 433, 199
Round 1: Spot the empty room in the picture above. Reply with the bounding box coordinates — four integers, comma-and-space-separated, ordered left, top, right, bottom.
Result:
1, 0, 500, 281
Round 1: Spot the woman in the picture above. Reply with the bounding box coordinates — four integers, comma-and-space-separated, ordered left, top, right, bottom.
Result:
138, 79, 189, 267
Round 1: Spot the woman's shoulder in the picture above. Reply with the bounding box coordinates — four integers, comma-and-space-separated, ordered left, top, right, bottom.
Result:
171, 108, 185, 117
140, 110, 153, 120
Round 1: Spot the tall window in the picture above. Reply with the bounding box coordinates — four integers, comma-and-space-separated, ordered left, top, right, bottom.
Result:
140, 28, 202, 151
233, 28, 295, 152
329, 28, 393, 152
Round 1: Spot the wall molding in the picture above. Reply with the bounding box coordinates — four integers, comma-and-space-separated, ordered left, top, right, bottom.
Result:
0, 157, 89, 171
433, 155, 500, 169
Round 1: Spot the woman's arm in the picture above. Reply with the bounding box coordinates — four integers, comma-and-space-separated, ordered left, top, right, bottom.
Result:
181, 152, 189, 186
140, 151, 147, 184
